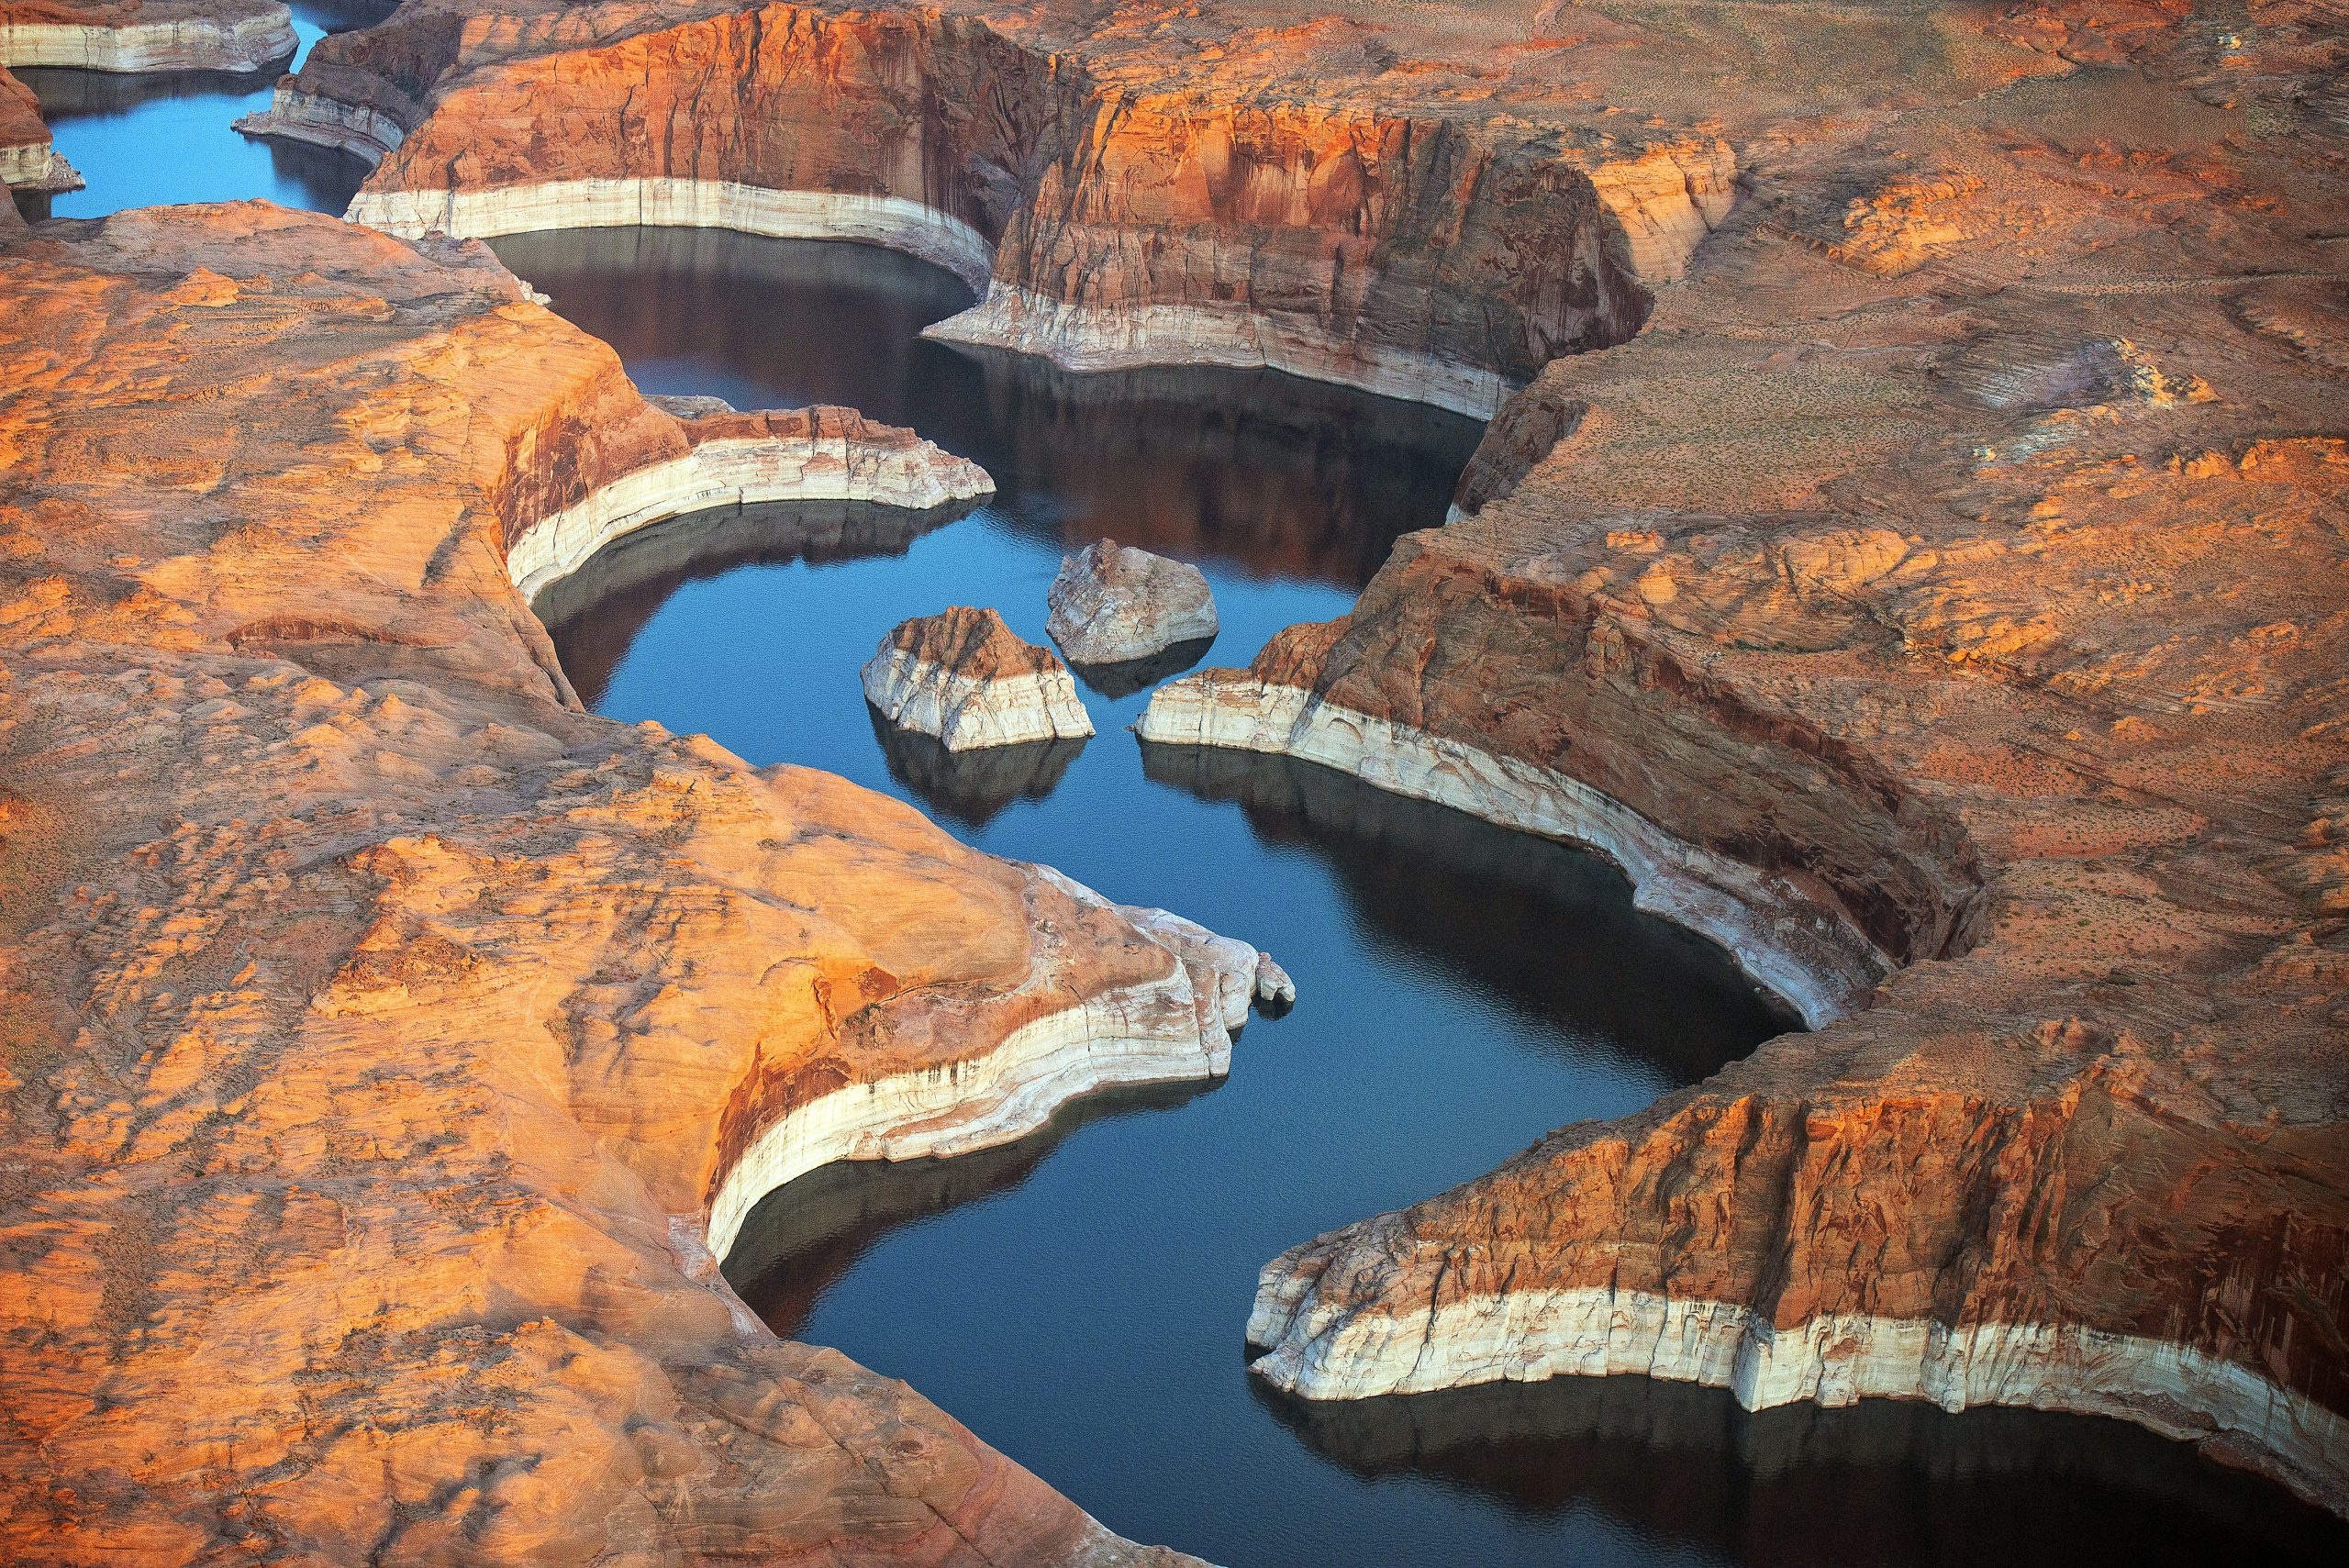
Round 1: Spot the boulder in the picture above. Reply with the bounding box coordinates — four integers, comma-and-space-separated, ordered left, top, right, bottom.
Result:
1045, 538, 1219, 665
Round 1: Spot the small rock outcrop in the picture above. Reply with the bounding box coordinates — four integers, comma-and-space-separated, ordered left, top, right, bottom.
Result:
863, 605, 1095, 752
1045, 539, 1219, 666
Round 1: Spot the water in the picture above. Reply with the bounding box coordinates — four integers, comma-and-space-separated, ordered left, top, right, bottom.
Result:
13, 0, 381, 221
502, 229, 2349, 1568
29, 61, 2345, 1568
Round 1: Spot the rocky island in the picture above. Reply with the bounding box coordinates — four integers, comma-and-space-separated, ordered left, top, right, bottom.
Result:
3, 0, 2346, 1560
863, 605, 1097, 751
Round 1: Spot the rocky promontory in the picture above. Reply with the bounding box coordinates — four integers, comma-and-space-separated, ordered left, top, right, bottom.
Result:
863, 605, 1096, 751
0, 201, 1250, 1564
0, 0, 296, 72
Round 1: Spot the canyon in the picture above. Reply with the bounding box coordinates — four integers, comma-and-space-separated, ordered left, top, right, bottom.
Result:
2, 0, 2346, 1562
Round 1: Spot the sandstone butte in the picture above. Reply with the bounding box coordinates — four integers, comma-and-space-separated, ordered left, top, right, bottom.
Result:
0, 0, 2345, 1559
863, 605, 1097, 751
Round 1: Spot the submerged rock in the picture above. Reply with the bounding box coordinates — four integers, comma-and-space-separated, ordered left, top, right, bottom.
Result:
1046, 538, 1219, 665
863, 605, 1095, 751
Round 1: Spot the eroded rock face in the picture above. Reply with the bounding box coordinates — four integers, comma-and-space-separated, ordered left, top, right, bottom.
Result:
863, 604, 1095, 752
1151, 6, 2349, 1517
1047, 539, 1219, 667
0, 203, 1234, 1564
0, 0, 296, 72
0, 62, 76, 195
241, 0, 1731, 410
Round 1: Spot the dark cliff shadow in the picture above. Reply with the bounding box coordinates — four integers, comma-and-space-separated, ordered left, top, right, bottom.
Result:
866, 706, 1086, 828
1065, 636, 1217, 699
1255, 1373, 2349, 1567
480, 225, 1485, 593
1141, 742, 1794, 1079
533, 496, 976, 707
938, 342, 1488, 589
721, 1078, 1214, 1338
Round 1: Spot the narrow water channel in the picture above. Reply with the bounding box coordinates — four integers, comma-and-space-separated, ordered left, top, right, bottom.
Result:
28, 35, 2349, 1565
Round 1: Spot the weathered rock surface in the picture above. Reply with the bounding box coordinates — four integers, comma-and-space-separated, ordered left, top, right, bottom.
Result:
0, 0, 295, 72
0, 62, 76, 195
1047, 539, 1219, 667
0, 202, 1252, 1563
1151, 5, 2349, 1520
242, 0, 1735, 412
863, 604, 1095, 752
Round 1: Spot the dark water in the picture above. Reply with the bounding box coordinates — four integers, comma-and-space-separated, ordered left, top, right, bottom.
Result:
503, 228, 2349, 1568
33, 56, 2343, 1564
14, 1, 377, 221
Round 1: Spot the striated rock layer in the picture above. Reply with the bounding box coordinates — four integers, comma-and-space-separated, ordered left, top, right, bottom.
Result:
240, 0, 1734, 413
1175, 3, 2349, 1519
0, 61, 74, 199
863, 605, 1095, 752
0, 0, 296, 72
0, 202, 1258, 1563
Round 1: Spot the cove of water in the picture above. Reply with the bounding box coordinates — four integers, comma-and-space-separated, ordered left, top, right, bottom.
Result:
496, 229, 2349, 1568
11, 2, 384, 222
24, 54, 2346, 1566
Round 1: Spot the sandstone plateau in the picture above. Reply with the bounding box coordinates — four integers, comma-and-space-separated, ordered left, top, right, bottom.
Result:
863, 605, 1097, 751
5, 0, 2349, 1558
0, 202, 1279, 1563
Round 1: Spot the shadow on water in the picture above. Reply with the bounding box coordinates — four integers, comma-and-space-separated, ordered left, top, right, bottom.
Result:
1256, 1373, 2349, 1567
866, 709, 1088, 829
488, 226, 1487, 588
530, 497, 978, 707
1143, 741, 1795, 1074
722, 1078, 1214, 1338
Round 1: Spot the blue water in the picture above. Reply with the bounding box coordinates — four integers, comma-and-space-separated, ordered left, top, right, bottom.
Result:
27, 47, 2345, 1566
16, 1, 376, 220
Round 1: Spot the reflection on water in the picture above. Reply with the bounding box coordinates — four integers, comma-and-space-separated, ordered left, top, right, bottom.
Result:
866, 712, 1088, 828
491, 227, 1488, 586
15, 1, 376, 221
532, 496, 975, 707
516, 231, 2348, 1567
1261, 1374, 2349, 1567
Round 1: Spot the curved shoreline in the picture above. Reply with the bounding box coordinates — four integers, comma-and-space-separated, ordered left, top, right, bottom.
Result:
925, 283, 1519, 420
1244, 1280, 2349, 1518
348, 176, 998, 293
1137, 673, 1884, 1028
708, 966, 1236, 1260
506, 413, 994, 602
0, 4, 295, 72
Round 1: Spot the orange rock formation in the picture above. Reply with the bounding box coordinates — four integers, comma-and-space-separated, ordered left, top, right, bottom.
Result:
0, 203, 1240, 1562
8, 0, 2349, 1551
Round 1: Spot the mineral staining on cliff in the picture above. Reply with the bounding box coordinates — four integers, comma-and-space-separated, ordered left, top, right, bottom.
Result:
0, 203, 1241, 1564
0, 61, 75, 196
1047, 539, 1219, 667
240, 0, 1728, 411
0, 0, 297, 72
863, 605, 1096, 752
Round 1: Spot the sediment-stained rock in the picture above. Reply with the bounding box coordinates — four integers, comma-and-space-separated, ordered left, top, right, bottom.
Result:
863, 604, 1095, 752
0, 0, 295, 72
506, 401, 993, 600
0, 62, 76, 195
241, 0, 1731, 411
0, 202, 1247, 1564
1192, 8, 2349, 1518
1047, 539, 1219, 667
